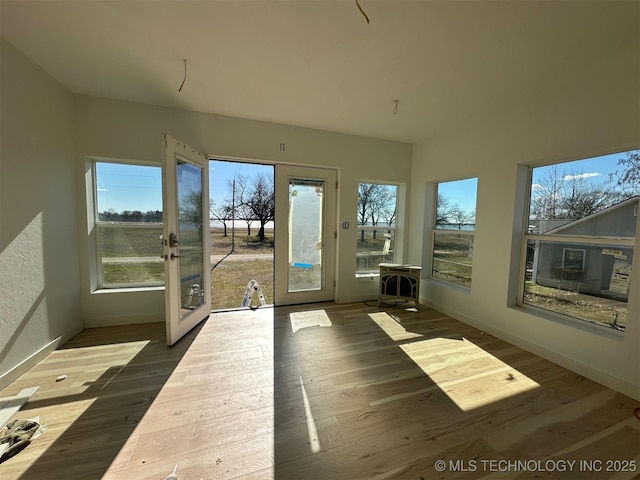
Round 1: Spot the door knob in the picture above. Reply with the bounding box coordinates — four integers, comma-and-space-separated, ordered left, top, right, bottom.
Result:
169, 233, 179, 248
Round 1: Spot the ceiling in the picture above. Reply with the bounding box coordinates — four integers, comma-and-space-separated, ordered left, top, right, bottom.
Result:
1, 1, 637, 144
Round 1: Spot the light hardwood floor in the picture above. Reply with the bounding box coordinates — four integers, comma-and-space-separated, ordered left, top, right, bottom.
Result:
1, 302, 638, 479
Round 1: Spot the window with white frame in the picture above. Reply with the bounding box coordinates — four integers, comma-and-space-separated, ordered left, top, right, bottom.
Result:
93, 161, 164, 288
432, 177, 478, 287
356, 182, 398, 275
521, 149, 639, 332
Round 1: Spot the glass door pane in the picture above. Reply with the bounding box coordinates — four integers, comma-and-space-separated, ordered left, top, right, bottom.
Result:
177, 161, 205, 317
288, 179, 324, 292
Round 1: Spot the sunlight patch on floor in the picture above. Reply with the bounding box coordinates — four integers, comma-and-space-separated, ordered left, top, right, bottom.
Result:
401, 337, 540, 411
300, 376, 321, 453
289, 310, 332, 333
368, 312, 423, 341
368, 312, 540, 411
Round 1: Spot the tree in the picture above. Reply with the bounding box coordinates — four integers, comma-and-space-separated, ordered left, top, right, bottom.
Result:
435, 193, 453, 225
179, 191, 203, 239
358, 183, 396, 241
449, 205, 472, 229
210, 200, 233, 237
229, 173, 275, 241
228, 175, 253, 235
532, 165, 626, 222
436, 193, 474, 227
609, 150, 640, 197
561, 168, 623, 219
530, 165, 565, 220
369, 186, 396, 239
244, 173, 275, 242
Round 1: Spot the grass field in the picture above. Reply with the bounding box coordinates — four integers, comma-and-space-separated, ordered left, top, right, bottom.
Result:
210, 227, 274, 309
524, 282, 627, 330
432, 233, 473, 285
101, 225, 274, 308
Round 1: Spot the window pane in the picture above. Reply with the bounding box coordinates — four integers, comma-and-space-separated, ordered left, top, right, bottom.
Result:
96, 162, 162, 223
432, 177, 477, 287
356, 228, 395, 274
288, 179, 324, 292
523, 150, 638, 331
436, 178, 477, 230
100, 225, 164, 286
529, 151, 639, 236
357, 183, 398, 274
523, 239, 631, 331
432, 232, 474, 286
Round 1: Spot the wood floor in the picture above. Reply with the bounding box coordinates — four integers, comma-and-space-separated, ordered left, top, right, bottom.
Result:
1, 302, 638, 479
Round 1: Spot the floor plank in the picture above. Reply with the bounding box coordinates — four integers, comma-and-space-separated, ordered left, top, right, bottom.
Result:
1, 302, 638, 479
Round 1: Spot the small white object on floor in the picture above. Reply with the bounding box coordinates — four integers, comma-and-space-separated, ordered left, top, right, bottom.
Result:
56, 375, 67, 382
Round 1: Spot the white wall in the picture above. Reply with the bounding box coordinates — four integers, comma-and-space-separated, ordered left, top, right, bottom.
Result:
407, 42, 640, 399
74, 96, 413, 325
0, 39, 83, 389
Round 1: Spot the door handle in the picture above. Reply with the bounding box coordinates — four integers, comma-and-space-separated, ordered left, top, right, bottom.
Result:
169, 233, 179, 248
170, 253, 180, 260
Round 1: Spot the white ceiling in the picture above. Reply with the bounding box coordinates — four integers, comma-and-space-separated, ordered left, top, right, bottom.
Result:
1, 0, 637, 144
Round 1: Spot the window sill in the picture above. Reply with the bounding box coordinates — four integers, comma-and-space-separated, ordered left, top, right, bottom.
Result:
356, 273, 379, 282
92, 286, 165, 295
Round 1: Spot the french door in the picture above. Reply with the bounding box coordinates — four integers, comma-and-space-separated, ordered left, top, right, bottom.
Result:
274, 165, 337, 305
161, 134, 211, 345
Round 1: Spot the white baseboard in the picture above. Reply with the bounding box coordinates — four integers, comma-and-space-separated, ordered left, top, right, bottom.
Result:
422, 297, 640, 401
0, 320, 84, 391
84, 313, 163, 328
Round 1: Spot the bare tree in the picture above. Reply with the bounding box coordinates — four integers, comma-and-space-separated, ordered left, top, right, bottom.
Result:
179, 191, 203, 240
449, 205, 472, 229
229, 173, 275, 241
229, 175, 253, 235
244, 173, 275, 242
369, 185, 395, 239
561, 168, 623, 219
609, 150, 640, 197
210, 200, 233, 237
530, 165, 565, 220
358, 183, 396, 240
532, 165, 626, 221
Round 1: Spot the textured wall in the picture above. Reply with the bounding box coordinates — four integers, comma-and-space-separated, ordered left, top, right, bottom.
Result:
0, 39, 83, 387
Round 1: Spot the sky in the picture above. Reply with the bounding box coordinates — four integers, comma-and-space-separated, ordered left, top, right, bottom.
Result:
209, 160, 274, 207
96, 162, 162, 213
95, 160, 272, 214
531, 151, 623, 187
96, 150, 634, 216
437, 150, 633, 216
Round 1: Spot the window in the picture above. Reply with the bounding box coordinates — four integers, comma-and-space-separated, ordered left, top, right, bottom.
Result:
432, 177, 478, 287
562, 248, 585, 271
93, 161, 164, 288
356, 182, 398, 275
521, 150, 639, 331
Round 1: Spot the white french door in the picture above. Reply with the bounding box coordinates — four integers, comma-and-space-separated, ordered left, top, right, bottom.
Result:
274, 165, 337, 305
161, 134, 211, 345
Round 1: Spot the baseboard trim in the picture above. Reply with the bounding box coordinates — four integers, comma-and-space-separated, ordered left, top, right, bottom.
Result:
0, 320, 84, 391
84, 313, 163, 328
422, 297, 640, 401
